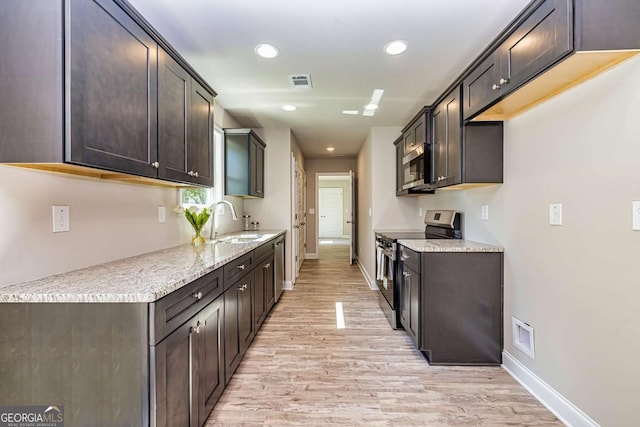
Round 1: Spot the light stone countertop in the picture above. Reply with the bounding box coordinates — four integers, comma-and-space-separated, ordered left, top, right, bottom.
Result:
398, 239, 504, 253
0, 230, 285, 303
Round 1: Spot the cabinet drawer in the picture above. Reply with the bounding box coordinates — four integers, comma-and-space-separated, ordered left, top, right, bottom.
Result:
254, 241, 274, 262
400, 246, 420, 272
150, 267, 223, 344
223, 252, 254, 284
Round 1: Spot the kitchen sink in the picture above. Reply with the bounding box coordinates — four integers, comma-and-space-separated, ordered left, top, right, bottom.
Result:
214, 233, 275, 244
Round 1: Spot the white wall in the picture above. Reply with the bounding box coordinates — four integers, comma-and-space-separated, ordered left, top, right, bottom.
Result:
411, 56, 640, 426
357, 126, 422, 283
243, 128, 296, 284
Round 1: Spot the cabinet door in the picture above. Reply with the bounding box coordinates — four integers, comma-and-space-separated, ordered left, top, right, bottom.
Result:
198, 298, 225, 426
153, 319, 199, 427
462, 50, 501, 120
223, 274, 254, 384
248, 136, 264, 197
68, 0, 158, 177
264, 255, 275, 312
238, 274, 255, 352
407, 264, 421, 347
188, 80, 214, 186
255, 143, 265, 197
395, 139, 404, 194
399, 263, 410, 333
500, 0, 572, 93
433, 88, 462, 188
158, 48, 191, 183
403, 128, 416, 155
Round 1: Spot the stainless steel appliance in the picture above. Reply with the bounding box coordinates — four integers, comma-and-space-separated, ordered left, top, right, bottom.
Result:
273, 236, 285, 302
375, 210, 461, 329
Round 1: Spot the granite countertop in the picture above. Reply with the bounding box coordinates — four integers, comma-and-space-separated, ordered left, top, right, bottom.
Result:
398, 239, 504, 253
0, 230, 285, 304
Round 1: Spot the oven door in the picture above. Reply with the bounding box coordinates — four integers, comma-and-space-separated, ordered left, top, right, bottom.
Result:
375, 242, 396, 307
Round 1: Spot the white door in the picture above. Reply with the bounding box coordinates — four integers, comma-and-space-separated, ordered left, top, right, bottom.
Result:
297, 165, 306, 275
319, 187, 343, 238
291, 155, 299, 284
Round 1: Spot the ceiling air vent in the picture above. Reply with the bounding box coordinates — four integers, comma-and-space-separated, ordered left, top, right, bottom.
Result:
289, 74, 312, 89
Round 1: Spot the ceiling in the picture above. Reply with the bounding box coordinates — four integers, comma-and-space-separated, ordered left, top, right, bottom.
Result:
128, 0, 530, 158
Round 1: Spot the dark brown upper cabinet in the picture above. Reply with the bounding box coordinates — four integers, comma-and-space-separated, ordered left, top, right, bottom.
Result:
158, 49, 214, 186
432, 87, 462, 189
224, 129, 266, 198
464, 0, 640, 121
0, 0, 216, 187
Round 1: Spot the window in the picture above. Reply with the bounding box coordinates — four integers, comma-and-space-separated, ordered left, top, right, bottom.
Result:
179, 125, 225, 208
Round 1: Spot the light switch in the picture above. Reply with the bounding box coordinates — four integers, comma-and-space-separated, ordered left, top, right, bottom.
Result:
549, 203, 562, 226
481, 205, 489, 221
419, 207, 423, 217
158, 206, 166, 223
309, 208, 315, 215
633, 201, 640, 231
368, 208, 372, 217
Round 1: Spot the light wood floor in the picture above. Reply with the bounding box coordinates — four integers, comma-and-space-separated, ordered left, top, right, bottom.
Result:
206, 244, 561, 426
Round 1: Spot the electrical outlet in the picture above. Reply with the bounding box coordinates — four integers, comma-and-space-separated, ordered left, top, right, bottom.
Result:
158, 206, 166, 223
549, 203, 562, 226
52, 205, 70, 233
419, 207, 423, 217
368, 208, 372, 217
481, 205, 489, 221
633, 201, 640, 231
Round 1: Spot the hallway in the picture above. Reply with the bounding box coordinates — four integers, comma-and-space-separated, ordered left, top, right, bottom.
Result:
206, 246, 560, 426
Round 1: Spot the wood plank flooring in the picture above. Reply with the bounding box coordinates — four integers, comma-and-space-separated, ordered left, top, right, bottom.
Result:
205, 244, 561, 426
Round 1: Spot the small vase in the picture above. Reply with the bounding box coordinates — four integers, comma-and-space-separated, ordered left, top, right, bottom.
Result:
191, 230, 206, 247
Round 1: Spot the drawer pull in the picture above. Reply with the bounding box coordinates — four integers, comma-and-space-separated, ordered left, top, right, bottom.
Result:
264, 263, 271, 269
237, 283, 248, 292
192, 291, 203, 300
237, 264, 246, 270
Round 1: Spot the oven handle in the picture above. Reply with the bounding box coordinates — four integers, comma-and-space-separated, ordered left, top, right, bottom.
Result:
375, 242, 396, 260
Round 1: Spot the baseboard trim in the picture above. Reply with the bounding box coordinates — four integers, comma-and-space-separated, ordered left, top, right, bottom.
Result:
355, 256, 378, 290
283, 280, 294, 290
502, 351, 599, 427
305, 252, 319, 259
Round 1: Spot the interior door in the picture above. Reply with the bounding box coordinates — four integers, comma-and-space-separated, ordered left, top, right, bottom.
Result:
348, 170, 356, 265
296, 165, 306, 274
318, 187, 343, 238
291, 155, 299, 283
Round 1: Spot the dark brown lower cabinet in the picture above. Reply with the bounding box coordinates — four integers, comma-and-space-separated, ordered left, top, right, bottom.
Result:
399, 255, 421, 347
153, 296, 224, 427
254, 253, 275, 330
224, 271, 255, 384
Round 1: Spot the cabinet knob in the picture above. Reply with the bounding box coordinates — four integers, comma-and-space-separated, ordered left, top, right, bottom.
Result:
194, 171, 199, 177
190, 321, 202, 334
492, 84, 501, 91
192, 291, 203, 300
403, 271, 410, 277
188, 171, 193, 176
237, 283, 248, 292
151, 161, 160, 168
236, 264, 245, 270
499, 78, 509, 85
264, 263, 271, 269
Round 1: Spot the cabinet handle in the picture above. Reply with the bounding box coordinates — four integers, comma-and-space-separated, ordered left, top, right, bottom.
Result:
237, 283, 248, 292
190, 321, 202, 334
192, 291, 203, 300
264, 263, 271, 269
194, 171, 199, 177
499, 78, 509, 85
236, 264, 245, 270
492, 84, 501, 91
188, 171, 194, 176
151, 161, 160, 168
403, 271, 410, 277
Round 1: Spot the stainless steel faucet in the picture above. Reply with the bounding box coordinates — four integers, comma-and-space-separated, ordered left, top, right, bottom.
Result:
209, 200, 240, 240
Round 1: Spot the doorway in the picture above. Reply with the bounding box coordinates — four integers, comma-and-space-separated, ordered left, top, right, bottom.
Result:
316, 173, 355, 263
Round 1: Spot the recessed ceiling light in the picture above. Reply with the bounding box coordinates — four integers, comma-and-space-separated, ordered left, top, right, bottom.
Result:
364, 103, 379, 110
255, 43, 279, 59
385, 40, 408, 55
326, 146, 335, 152
342, 110, 359, 115
281, 104, 296, 111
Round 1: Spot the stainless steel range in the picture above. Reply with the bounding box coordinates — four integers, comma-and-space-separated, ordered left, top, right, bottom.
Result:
375, 210, 461, 329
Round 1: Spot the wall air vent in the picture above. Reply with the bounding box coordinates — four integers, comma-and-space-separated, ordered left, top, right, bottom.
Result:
289, 74, 313, 89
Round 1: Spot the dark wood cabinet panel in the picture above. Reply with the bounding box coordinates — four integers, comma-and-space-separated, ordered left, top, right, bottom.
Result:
462, 50, 501, 120
225, 129, 266, 198
68, 0, 158, 177
432, 87, 462, 188
224, 271, 255, 384
255, 253, 275, 330
399, 246, 421, 347
394, 138, 404, 195
402, 112, 426, 155
188, 80, 214, 186
420, 252, 503, 365
197, 298, 225, 426
500, 0, 572, 93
